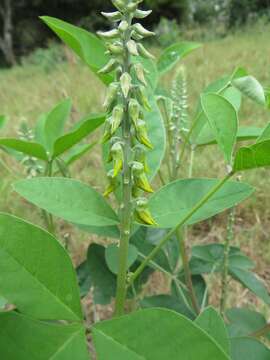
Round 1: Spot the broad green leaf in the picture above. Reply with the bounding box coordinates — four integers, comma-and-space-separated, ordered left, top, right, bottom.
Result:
221, 86, 242, 111
13, 177, 119, 227
230, 338, 270, 360
0, 115, 7, 130
233, 140, 270, 172
157, 42, 201, 75
53, 113, 105, 158
77, 223, 120, 239
0, 213, 82, 320
226, 308, 270, 339
63, 143, 96, 167
0, 138, 48, 160
232, 75, 266, 106
93, 308, 230, 359
266, 88, 270, 108
105, 244, 138, 275
195, 307, 230, 356
0, 312, 89, 360
147, 179, 254, 228
77, 260, 92, 298
256, 122, 270, 143
201, 93, 238, 164
230, 268, 270, 305
0, 295, 7, 310
41, 16, 112, 85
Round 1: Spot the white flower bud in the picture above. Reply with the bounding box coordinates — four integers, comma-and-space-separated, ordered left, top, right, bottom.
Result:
134, 63, 147, 86
134, 9, 152, 19
127, 40, 139, 56
120, 72, 132, 98
133, 23, 155, 37
97, 29, 119, 39
101, 11, 122, 22
137, 43, 155, 60
118, 20, 129, 32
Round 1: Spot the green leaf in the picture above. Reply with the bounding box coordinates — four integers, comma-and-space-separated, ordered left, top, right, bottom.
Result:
0, 138, 48, 160
157, 42, 201, 75
53, 113, 105, 158
77, 224, 120, 239
0, 295, 7, 310
230, 338, 270, 360
105, 244, 138, 275
0, 312, 89, 360
221, 86, 242, 111
63, 143, 96, 167
0, 115, 7, 130
232, 76, 266, 106
201, 93, 238, 164
233, 140, 270, 172
256, 122, 270, 143
230, 268, 270, 305
195, 307, 230, 356
0, 213, 82, 320
147, 179, 254, 228
13, 177, 119, 227
41, 16, 113, 85
93, 308, 230, 359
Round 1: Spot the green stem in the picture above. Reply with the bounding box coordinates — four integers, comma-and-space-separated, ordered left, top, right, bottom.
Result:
250, 323, 270, 338
42, 160, 56, 235
114, 13, 133, 317
129, 173, 233, 286
220, 207, 235, 314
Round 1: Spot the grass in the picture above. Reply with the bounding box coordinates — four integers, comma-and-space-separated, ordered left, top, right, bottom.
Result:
0, 22, 269, 316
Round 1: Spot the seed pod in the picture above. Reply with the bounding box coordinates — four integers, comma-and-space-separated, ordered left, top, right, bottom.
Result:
118, 20, 129, 32
135, 86, 152, 111
137, 43, 155, 60
103, 170, 119, 197
112, 0, 125, 11
98, 58, 118, 74
133, 63, 147, 86
132, 161, 153, 193
128, 98, 140, 127
133, 23, 155, 38
111, 105, 124, 134
135, 119, 153, 149
97, 29, 119, 39
127, 40, 139, 56
101, 11, 122, 22
107, 42, 124, 55
134, 145, 150, 173
120, 72, 132, 98
103, 82, 119, 111
111, 142, 124, 177
134, 9, 152, 19
135, 197, 157, 226
101, 118, 113, 143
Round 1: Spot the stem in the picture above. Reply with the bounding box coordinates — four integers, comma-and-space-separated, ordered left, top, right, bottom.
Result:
220, 207, 235, 314
129, 173, 233, 286
42, 160, 55, 235
114, 13, 133, 317
250, 323, 270, 338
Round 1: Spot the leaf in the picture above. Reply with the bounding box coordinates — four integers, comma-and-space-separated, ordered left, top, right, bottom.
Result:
93, 308, 230, 359
195, 307, 230, 356
147, 179, 254, 228
230, 268, 270, 305
77, 224, 120, 239
232, 76, 266, 106
0, 312, 89, 360
0, 115, 7, 130
63, 143, 96, 167
41, 16, 113, 85
53, 113, 105, 158
230, 338, 270, 360
105, 244, 138, 275
233, 140, 270, 172
256, 122, 270, 143
0, 295, 7, 310
201, 93, 238, 164
0, 213, 82, 320
0, 138, 48, 160
157, 42, 201, 75
221, 86, 242, 111
13, 177, 119, 227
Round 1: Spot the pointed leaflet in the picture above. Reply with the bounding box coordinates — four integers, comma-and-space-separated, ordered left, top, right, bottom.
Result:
147, 179, 254, 228
201, 93, 238, 164
0, 213, 82, 320
157, 42, 201, 75
41, 16, 113, 85
0, 115, 7, 130
195, 307, 230, 356
232, 75, 266, 106
105, 244, 138, 275
13, 178, 119, 227
230, 338, 270, 360
0, 139, 48, 160
256, 122, 270, 143
0, 312, 89, 360
93, 308, 230, 359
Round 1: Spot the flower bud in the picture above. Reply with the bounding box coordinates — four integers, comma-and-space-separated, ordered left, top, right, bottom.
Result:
135, 86, 152, 111
132, 161, 153, 193
120, 72, 132, 98
118, 20, 129, 33
127, 40, 139, 56
112, 0, 125, 11
134, 145, 150, 173
135, 197, 157, 226
137, 43, 155, 60
131, 31, 144, 41
103, 82, 119, 111
128, 98, 140, 126
101, 11, 122, 22
107, 42, 124, 55
134, 63, 147, 86
98, 59, 118, 74
103, 170, 119, 197
134, 9, 152, 19
97, 29, 119, 40
135, 119, 153, 149
111, 142, 123, 177
133, 23, 155, 38
101, 118, 113, 143
127, 3, 138, 12
111, 105, 124, 134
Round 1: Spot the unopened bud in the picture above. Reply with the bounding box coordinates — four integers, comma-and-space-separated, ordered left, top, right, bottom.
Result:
97, 29, 119, 40
135, 198, 157, 225
111, 105, 124, 134
103, 170, 119, 197
120, 72, 132, 98
132, 162, 153, 193
134, 9, 152, 19
103, 82, 119, 111
134, 145, 150, 173
134, 63, 147, 86
98, 59, 118, 74
133, 23, 155, 38
135, 86, 152, 111
129, 98, 140, 126
137, 43, 155, 60
135, 119, 153, 149
101, 118, 113, 143
111, 142, 123, 177
112, 0, 125, 11
107, 42, 124, 55
118, 20, 129, 32
127, 40, 139, 56
101, 11, 122, 22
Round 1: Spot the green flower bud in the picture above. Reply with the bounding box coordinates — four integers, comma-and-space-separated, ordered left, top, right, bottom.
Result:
101, 11, 122, 22
133, 63, 147, 86
101, 118, 113, 143
97, 29, 119, 39
133, 23, 155, 38
132, 161, 153, 193
134, 145, 150, 173
111, 105, 124, 134
120, 72, 132, 98
135, 86, 152, 111
103, 170, 119, 197
135, 197, 157, 226
107, 42, 124, 55
98, 58, 118, 74
135, 119, 153, 149
128, 98, 140, 127
118, 20, 129, 32
103, 82, 119, 111
111, 142, 124, 177
112, 0, 125, 11
134, 9, 152, 19
137, 43, 155, 60
131, 31, 144, 41
127, 2, 138, 12
127, 40, 139, 56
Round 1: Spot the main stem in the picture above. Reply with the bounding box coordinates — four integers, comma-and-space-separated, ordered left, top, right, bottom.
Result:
114, 14, 133, 317
42, 160, 55, 235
